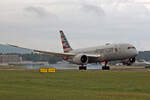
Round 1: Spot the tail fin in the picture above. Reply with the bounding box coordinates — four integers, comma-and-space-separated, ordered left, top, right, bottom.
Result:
59, 30, 73, 53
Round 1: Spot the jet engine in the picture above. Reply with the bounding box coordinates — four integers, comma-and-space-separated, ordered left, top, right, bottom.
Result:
73, 54, 88, 65
122, 57, 136, 66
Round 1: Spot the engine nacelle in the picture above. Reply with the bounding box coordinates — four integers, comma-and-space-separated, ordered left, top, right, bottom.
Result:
73, 54, 88, 65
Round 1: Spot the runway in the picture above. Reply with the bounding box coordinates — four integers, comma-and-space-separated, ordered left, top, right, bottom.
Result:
0, 64, 148, 72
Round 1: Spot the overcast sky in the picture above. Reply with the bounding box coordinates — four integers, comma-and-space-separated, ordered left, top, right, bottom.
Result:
0, 0, 150, 52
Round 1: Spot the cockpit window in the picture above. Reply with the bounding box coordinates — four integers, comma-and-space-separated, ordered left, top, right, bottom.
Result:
128, 46, 135, 49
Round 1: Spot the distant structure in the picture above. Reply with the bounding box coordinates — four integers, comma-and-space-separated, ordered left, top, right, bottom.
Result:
0, 44, 33, 54
0, 44, 49, 66
0, 54, 49, 66
0, 55, 22, 63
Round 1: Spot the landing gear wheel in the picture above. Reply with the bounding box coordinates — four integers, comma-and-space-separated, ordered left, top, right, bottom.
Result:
102, 61, 110, 70
79, 66, 87, 70
102, 66, 110, 70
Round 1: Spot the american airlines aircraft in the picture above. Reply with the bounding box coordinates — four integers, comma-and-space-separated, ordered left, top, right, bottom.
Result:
32, 30, 138, 70
10, 30, 138, 70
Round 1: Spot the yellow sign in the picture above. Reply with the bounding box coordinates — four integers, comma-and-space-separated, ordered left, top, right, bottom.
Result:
47, 68, 56, 72
40, 68, 56, 73
40, 68, 47, 73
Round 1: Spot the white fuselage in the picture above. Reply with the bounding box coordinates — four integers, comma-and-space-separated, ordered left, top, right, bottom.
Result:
70, 43, 138, 62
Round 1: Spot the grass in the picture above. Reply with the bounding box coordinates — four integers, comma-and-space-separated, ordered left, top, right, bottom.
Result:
0, 70, 150, 100
0, 65, 26, 69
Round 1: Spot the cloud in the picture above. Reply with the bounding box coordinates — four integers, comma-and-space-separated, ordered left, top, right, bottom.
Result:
24, 6, 57, 19
0, 0, 150, 51
81, 4, 105, 16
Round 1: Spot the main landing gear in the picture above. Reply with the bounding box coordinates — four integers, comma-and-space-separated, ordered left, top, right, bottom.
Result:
79, 65, 87, 70
102, 61, 110, 70
78, 61, 110, 70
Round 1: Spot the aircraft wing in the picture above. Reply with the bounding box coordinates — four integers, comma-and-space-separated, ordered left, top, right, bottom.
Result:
7, 44, 75, 58
33, 49, 75, 58
34, 50, 101, 61
7, 44, 32, 50
8, 44, 101, 60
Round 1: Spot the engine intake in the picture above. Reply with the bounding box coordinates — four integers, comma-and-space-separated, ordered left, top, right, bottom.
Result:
73, 54, 88, 65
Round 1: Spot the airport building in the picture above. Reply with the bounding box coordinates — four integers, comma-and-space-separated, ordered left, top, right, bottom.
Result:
0, 44, 49, 66
0, 44, 60, 66
0, 55, 22, 63
0, 54, 49, 66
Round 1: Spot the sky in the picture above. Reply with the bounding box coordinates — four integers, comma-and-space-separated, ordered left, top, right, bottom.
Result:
0, 0, 150, 52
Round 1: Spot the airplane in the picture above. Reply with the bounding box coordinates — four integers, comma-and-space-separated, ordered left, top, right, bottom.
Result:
9, 30, 138, 70
34, 30, 138, 70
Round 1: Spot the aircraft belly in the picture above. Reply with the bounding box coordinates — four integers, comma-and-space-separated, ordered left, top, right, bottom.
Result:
102, 53, 116, 61
103, 52, 126, 61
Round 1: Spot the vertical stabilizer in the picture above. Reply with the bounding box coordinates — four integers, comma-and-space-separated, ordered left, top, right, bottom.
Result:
59, 30, 73, 53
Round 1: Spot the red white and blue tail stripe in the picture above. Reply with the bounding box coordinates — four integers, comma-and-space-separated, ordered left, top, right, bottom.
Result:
59, 30, 73, 53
